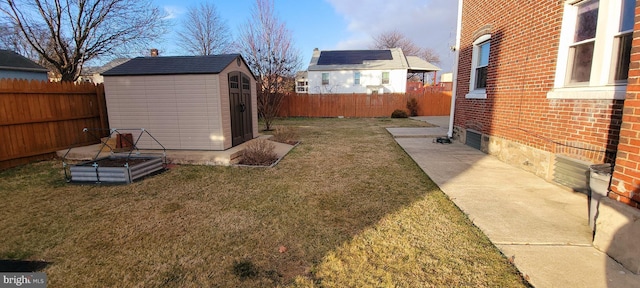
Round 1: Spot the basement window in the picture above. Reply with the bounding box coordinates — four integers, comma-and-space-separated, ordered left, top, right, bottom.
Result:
465, 130, 482, 150
553, 155, 591, 194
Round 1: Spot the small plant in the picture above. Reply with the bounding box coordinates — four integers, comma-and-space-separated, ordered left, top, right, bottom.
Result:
271, 126, 299, 145
241, 139, 278, 166
406, 98, 419, 116
391, 109, 408, 118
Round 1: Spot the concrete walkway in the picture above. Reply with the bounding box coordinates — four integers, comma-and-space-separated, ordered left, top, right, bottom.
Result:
388, 117, 640, 287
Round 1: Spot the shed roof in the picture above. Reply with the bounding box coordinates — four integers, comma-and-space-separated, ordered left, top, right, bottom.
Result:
102, 54, 249, 76
0, 50, 48, 72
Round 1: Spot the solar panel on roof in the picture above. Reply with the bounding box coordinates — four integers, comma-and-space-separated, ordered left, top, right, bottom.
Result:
317, 50, 393, 65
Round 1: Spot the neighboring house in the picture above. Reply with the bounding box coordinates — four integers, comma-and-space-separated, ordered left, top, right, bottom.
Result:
439, 72, 453, 91
78, 58, 131, 84
295, 71, 308, 93
102, 54, 257, 150
0, 50, 48, 81
452, 0, 639, 273
301, 48, 440, 94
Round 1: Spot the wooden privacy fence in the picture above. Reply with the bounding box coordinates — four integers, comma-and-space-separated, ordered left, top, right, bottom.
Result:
0, 79, 108, 170
278, 89, 452, 118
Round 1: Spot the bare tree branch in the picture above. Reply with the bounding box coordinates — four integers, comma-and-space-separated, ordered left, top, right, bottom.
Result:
236, 0, 301, 131
177, 2, 231, 55
372, 30, 441, 64
1, 0, 166, 81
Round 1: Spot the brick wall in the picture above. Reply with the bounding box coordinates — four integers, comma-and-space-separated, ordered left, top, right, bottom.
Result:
610, 2, 640, 208
455, 1, 623, 174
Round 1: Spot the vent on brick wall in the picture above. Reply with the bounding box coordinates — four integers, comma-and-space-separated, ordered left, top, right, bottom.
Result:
553, 155, 591, 195
466, 130, 482, 150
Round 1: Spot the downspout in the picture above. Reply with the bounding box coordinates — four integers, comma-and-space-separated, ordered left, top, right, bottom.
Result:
448, 0, 464, 138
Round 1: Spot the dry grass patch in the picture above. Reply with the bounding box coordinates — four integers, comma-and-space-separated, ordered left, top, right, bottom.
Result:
0, 118, 528, 287
270, 125, 299, 145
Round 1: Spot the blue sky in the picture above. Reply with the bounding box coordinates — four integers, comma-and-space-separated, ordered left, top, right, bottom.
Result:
152, 0, 459, 72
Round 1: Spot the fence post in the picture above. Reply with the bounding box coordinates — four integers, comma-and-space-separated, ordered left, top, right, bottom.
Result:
96, 83, 109, 136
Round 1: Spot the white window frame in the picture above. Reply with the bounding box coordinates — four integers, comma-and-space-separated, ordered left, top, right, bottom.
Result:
321, 72, 329, 85
466, 34, 491, 99
547, 0, 631, 100
382, 72, 390, 84
354, 71, 361, 85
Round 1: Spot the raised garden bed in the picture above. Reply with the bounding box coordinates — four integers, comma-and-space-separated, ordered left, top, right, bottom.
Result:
69, 156, 164, 184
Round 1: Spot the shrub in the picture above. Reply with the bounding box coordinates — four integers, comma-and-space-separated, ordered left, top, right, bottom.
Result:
241, 139, 278, 166
391, 109, 408, 118
406, 98, 419, 117
270, 126, 299, 145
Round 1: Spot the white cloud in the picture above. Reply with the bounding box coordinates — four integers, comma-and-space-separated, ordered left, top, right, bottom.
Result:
325, 0, 458, 71
163, 6, 186, 20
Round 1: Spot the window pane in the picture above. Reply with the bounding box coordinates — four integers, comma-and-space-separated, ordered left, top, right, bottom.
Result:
615, 33, 633, 81
475, 66, 487, 89
382, 72, 389, 84
570, 41, 595, 83
322, 73, 329, 85
478, 41, 490, 66
620, 0, 635, 32
354, 72, 360, 84
574, 0, 599, 42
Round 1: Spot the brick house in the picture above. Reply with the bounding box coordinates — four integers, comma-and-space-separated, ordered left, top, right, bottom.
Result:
451, 0, 640, 273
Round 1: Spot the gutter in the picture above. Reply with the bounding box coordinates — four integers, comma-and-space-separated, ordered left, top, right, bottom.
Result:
448, 0, 464, 138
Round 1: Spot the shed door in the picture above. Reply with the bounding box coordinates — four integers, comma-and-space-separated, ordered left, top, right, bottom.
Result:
229, 72, 253, 146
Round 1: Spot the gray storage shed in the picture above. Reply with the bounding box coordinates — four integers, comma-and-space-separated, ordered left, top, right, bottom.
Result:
102, 54, 257, 150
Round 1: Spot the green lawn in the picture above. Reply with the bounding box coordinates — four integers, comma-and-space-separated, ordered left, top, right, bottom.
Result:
0, 118, 528, 287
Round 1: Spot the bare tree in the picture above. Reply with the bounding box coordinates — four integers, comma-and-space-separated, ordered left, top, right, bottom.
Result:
177, 2, 231, 55
372, 30, 441, 64
1, 0, 165, 81
418, 47, 441, 65
236, 0, 301, 131
0, 22, 58, 71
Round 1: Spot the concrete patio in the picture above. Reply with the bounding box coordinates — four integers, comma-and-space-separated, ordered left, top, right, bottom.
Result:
390, 116, 640, 288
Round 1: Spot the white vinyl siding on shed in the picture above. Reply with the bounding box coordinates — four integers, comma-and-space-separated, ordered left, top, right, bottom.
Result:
104, 74, 224, 150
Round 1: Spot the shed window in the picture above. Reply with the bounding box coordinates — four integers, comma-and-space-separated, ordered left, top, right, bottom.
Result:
242, 76, 250, 90
230, 75, 239, 89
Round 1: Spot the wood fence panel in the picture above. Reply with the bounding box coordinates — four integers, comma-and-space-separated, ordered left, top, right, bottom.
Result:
0, 79, 109, 170
278, 89, 451, 118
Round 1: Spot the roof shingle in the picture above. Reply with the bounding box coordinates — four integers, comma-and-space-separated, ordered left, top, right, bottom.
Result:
102, 54, 242, 76
0, 50, 48, 72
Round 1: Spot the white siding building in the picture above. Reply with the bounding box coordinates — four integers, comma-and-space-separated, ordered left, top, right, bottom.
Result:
299, 48, 440, 94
